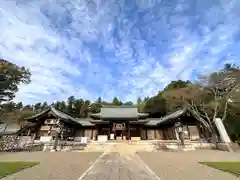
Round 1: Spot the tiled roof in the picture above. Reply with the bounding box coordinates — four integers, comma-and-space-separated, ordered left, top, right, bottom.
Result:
24, 108, 49, 121
75, 118, 95, 126
145, 118, 162, 126
0, 122, 38, 136
0, 123, 20, 133
157, 108, 187, 125
25, 107, 82, 126
145, 108, 189, 126
91, 106, 149, 118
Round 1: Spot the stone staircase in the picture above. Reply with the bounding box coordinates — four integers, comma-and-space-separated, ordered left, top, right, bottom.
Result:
83, 140, 198, 153
182, 143, 196, 151
83, 141, 113, 152
83, 141, 156, 153
152, 141, 196, 151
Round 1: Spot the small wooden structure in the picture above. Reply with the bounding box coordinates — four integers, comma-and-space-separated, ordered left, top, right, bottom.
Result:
24, 107, 82, 150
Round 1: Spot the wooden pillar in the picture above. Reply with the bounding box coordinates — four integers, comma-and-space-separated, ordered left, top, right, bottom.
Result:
95, 125, 99, 140
162, 129, 167, 140
140, 127, 143, 140
91, 128, 94, 140
154, 129, 157, 140
108, 125, 111, 140
128, 122, 131, 140
73, 127, 76, 139
145, 129, 148, 140
186, 125, 190, 139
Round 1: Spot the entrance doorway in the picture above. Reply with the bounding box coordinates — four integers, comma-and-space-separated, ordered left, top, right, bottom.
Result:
115, 130, 125, 140
112, 122, 126, 140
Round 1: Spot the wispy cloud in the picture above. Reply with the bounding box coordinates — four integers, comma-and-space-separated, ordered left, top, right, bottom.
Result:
0, 0, 239, 104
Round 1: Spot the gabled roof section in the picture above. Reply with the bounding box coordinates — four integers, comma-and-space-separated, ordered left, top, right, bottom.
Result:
144, 108, 189, 126
75, 118, 95, 126
90, 105, 149, 119
144, 118, 162, 126
24, 108, 50, 121
156, 108, 188, 125
25, 107, 81, 125
0, 122, 39, 136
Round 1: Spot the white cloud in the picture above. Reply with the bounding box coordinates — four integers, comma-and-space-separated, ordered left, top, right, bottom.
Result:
0, 0, 239, 104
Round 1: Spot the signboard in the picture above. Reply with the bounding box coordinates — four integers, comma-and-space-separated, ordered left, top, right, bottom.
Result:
113, 123, 126, 130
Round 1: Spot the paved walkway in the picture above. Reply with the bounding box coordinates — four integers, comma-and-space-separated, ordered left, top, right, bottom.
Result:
79, 152, 159, 180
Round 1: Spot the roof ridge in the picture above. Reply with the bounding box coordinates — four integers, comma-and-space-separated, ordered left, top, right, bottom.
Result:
101, 105, 137, 108
51, 107, 74, 117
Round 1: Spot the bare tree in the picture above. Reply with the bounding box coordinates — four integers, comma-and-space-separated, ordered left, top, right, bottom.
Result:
185, 66, 240, 148
164, 66, 240, 149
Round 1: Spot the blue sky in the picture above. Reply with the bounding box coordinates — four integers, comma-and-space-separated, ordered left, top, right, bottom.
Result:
0, 0, 240, 104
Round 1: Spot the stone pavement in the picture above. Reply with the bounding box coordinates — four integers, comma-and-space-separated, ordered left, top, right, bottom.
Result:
1, 143, 240, 180
0, 152, 101, 180
81, 143, 240, 180
139, 150, 240, 180
79, 142, 160, 180
79, 152, 159, 180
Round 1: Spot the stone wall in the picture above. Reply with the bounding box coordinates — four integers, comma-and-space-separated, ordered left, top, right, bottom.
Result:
149, 140, 233, 152
0, 135, 44, 152
42, 141, 86, 151
0, 136, 18, 151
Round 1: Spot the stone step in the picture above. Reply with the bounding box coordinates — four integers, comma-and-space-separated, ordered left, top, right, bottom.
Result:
84, 142, 156, 153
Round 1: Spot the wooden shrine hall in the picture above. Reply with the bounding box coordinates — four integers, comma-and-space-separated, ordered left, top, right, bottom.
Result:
18, 105, 204, 142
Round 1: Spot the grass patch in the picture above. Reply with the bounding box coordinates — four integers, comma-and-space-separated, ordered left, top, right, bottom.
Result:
0, 161, 39, 178
200, 161, 240, 177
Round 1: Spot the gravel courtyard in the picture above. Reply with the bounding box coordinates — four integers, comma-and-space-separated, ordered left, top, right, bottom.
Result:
138, 150, 240, 180
0, 151, 101, 180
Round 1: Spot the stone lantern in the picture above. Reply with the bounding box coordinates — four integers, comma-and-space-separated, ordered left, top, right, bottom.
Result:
174, 121, 184, 146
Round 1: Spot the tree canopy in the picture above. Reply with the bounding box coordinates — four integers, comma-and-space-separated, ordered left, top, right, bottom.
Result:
0, 59, 31, 102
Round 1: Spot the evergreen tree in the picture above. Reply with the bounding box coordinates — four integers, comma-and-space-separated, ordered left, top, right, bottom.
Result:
112, 97, 120, 106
